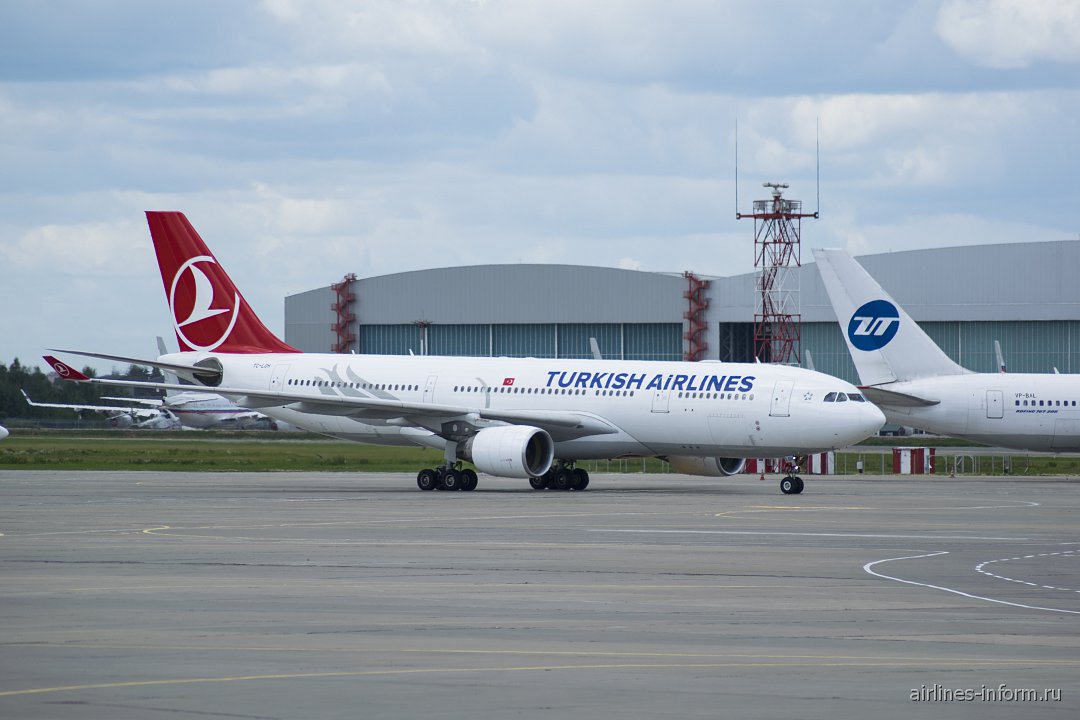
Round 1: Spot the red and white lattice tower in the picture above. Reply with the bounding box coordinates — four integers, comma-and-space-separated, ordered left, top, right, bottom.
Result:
738, 182, 816, 365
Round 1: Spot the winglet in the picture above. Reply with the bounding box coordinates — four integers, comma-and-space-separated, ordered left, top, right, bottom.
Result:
43, 356, 91, 381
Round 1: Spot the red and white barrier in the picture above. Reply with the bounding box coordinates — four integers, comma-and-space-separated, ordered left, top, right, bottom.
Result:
745, 452, 834, 475
891, 447, 935, 474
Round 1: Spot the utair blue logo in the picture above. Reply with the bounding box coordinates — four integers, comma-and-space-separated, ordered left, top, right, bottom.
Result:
848, 299, 900, 351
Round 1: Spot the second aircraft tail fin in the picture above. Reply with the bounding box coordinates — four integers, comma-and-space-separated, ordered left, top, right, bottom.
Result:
812, 248, 966, 386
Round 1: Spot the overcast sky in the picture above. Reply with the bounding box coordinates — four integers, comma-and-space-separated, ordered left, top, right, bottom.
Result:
2, 0, 1079, 373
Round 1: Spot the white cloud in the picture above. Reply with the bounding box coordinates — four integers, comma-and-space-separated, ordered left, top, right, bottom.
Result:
937, 0, 1080, 68
2, 2, 1080, 372
259, 0, 480, 60
0, 218, 152, 275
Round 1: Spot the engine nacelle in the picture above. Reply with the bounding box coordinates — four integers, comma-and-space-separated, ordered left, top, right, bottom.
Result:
667, 456, 746, 477
108, 414, 135, 429
460, 425, 554, 479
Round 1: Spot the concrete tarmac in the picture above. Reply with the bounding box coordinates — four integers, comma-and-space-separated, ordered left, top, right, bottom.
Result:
0, 471, 1077, 719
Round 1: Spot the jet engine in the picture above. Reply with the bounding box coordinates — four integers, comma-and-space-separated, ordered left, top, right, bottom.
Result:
108, 414, 135, 429
459, 425, 555, 479
667, 456, 746, 477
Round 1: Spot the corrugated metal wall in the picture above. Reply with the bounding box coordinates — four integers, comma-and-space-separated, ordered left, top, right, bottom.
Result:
348, 322, 682, 361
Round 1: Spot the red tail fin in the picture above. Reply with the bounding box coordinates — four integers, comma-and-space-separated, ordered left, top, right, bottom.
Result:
146, 212, 298, 354
43, 355, 91, 381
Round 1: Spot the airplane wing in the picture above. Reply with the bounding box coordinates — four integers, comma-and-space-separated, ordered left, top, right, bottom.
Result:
44, 356, 618, 442
46, 349, 223, 385
20, 389, 153, 415
103, 395, 164, 407
859, 386, 940, 408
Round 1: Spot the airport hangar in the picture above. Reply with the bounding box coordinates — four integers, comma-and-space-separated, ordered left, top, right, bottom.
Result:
284, 240, 1080, 382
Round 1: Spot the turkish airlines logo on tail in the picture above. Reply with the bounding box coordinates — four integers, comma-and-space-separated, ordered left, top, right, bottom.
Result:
170, 255, 240, 351
848, 299, 900, 351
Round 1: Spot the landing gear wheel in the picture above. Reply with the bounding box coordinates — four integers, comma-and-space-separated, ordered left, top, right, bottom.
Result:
572, 468, 590, 491
529, 475, 549, 490
780, 476, 797, 495
553, 468, 574, 491
441, 468, 463, 491
417, 469, 437, 491
461, 469, 479, 492
793, 476, 804, 494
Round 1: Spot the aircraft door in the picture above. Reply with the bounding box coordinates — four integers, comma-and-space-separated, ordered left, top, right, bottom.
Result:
269, 364, 290, 391
986, 390, 1003, 419
770, 380, 794, 417
651, 387, 671, 413
423, 375, 438, 403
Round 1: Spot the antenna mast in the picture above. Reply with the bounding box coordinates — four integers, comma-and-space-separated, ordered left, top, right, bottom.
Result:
738, 182, 817, 366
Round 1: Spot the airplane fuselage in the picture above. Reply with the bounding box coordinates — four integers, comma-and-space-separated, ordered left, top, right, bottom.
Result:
874, 373, 1080, 451
164, 391, 265, 429
162, 352, 885, 460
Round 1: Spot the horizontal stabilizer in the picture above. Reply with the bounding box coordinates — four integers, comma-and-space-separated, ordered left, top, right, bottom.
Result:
860, 386, 940, 408
48, 349, 209, 378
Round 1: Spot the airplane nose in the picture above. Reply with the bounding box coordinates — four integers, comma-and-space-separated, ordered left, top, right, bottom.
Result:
862, 402, 886, 437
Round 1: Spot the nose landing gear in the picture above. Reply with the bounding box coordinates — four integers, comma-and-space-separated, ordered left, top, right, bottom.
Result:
779, 456, 804, 494
779, 475, 804, 494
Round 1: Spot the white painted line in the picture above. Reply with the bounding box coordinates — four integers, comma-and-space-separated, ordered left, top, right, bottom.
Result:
975, 549, 1080, 593
590, 530, 1032, 541
863, 552, 1080, 615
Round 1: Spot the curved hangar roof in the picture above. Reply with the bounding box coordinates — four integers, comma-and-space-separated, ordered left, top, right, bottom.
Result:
287, 240, 1080, 325
290, 263, 688, 325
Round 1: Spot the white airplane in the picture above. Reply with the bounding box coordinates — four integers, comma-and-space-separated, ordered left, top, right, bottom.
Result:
20, 389, 179, 429
146, 336, 282, 429
814, 248, 1080, 451
45, 212, 884, 494
0, 424, 9, 440
109, 390, 273, 429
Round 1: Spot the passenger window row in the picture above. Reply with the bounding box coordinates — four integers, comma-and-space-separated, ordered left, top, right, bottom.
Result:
676, 392, 753, 401
1016, 399, 1077, 407
452, 386, 593, 396
287, 379, 419, 392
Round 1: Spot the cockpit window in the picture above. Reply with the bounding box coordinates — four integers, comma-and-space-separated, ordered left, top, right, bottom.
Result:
847, 393, 866, 402
835, 392, 848, 402
824, 392, 837, 402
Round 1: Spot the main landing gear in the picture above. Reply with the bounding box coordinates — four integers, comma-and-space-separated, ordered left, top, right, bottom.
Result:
529, 462, 589, 492
416, 465, 479, 492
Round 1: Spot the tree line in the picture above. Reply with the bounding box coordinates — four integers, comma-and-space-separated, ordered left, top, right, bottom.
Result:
0, 359, 163, 421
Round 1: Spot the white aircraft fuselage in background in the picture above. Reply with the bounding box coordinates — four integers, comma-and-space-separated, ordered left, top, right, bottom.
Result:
47, 212, 884, 494
162, 390, 271, 429
814, 248, 1080, 452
